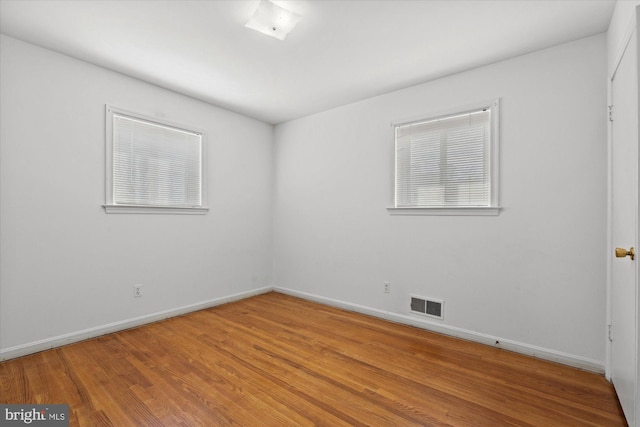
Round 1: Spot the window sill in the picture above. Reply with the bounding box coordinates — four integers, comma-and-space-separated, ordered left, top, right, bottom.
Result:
104, 205, 209, 215
387, 206, 501, 216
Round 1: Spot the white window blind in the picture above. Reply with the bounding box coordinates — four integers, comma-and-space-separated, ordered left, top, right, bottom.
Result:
394, 104, 497, 210
106, 107, 206, 213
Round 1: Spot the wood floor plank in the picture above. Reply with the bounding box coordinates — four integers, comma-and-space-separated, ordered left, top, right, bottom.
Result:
0, 292, 627, 426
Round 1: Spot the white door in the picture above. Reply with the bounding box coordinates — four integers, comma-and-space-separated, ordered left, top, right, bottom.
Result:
610, 23, 639, 427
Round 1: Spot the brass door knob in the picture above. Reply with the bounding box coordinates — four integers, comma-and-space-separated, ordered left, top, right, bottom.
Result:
615, 247, 635, 260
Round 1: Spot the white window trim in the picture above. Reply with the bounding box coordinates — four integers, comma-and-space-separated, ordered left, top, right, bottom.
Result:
103, 205, 209, 215
388, 206, 501, 216
387, 99, 501, 216
104, 105, 209, 214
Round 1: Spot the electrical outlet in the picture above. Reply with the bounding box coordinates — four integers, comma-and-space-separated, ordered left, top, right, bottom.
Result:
134, 284, 143, 298
384, 282, 391, 293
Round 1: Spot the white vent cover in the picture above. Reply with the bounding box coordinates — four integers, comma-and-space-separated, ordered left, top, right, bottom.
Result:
410, 296, 444, 319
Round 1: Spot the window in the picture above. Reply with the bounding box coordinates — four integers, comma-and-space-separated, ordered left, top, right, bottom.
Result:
390, 99, 500, 215
105, 106, 207, 214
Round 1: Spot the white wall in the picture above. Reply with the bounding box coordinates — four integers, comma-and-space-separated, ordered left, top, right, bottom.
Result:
0, 30, 611, 369
0, 35, 274, 357
273, 34, 608, 367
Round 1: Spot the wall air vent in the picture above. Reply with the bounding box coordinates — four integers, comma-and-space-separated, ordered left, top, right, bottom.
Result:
410, 296, 444, 320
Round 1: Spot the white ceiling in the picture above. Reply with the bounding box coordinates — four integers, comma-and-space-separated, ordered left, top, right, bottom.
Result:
0, 0, 615, 124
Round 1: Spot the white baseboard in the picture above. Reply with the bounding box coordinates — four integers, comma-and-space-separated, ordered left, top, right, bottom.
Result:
0, 287, 272, 361
273, 287, 605, 374
2, 285, 605, 374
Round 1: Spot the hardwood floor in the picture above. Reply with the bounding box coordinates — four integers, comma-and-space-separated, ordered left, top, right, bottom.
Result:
0, 292, 626, 426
